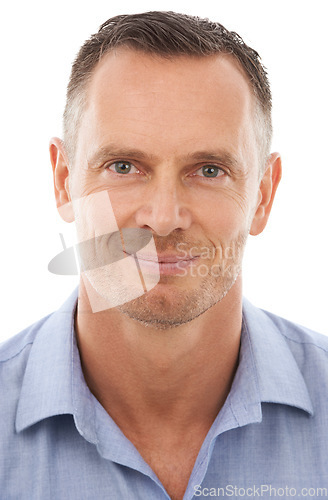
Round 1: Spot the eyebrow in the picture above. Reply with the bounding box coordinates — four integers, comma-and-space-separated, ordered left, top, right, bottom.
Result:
185, 151, 243, 173
87, 144, 243, 173
87, 146, 153, 168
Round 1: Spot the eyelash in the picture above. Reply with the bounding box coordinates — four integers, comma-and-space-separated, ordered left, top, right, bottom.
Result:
105, 161, 226, 179
193, 165, 225, 179
106, 161, 140, 175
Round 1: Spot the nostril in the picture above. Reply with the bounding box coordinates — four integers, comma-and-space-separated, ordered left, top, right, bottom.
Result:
134, 195, 192, 236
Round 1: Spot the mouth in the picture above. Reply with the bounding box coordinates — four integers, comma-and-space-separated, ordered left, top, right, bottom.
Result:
125, 251, 200, 275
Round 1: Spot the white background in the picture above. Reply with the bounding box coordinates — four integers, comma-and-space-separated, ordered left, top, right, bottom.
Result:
1, 0, 327, 341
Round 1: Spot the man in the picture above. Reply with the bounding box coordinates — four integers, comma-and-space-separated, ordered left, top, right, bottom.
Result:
1, 11, 328, 500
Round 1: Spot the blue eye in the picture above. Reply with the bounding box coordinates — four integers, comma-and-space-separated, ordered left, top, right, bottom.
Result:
109, 161, 137, 174
199, 165, 224, 178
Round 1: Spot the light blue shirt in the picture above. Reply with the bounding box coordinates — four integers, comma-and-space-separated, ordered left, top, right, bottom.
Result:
1, 289, 328, 499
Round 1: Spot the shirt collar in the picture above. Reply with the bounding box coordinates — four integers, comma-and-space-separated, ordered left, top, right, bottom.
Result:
15, 291, 313, 434
15, 288, 79, 433
240, 297, 314, 416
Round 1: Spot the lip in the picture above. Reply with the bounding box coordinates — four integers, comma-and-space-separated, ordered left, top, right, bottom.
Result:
125, 251, 199, 263
136, 253, 197, 263
125, 251, 200, 276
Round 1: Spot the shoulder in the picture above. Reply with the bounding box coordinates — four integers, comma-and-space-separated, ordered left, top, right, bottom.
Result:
242, 299, 328, 419
0, 312, 57, 408
0, 313, 53, 364
259, 306, 328, 354
0, 312, 56, 447
243, 297, 328, 353
0, 289, 77, 454
243, 297, 328, 384
247, 301, 328, 396
0, 289, 77, 406
268, 311, 328, 399
0, 288, 78, 367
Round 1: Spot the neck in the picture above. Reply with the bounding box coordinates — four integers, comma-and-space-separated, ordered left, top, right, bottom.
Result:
75, 276, 243, 435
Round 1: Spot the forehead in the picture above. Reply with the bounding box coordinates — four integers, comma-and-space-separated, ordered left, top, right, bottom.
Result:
77, 48, 256, 162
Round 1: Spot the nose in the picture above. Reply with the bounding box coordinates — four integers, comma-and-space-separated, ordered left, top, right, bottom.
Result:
135, 178, 192, 236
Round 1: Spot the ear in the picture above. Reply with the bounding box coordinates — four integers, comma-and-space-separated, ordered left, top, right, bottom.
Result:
49, 137, 75, 222
250, 153, 282, 236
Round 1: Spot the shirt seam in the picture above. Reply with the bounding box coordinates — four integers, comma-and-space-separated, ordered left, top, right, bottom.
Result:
260, 308, 328, 352
0, 342, 34, 364
277, 332, 328, 354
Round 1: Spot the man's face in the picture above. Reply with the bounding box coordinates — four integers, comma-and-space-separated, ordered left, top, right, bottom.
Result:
68, 49, 266, 327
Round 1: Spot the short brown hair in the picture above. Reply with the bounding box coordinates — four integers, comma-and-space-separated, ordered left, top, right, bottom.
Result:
63, 11, 272, 168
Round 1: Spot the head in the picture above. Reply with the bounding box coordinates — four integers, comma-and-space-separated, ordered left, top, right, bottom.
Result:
50, 11, 281, 327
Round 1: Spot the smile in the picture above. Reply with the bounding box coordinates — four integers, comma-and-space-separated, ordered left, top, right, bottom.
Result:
125, 252, 200, 275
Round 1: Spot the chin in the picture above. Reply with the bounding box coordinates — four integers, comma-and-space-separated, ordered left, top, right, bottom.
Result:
116, 273, 238, 329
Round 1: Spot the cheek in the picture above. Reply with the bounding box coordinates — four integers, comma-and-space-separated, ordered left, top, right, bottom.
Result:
70, 173, 141, 240
199, 189, 253, 244
106, 186, 148, 226
203, 205, 250, 268
73, 190, 120, 241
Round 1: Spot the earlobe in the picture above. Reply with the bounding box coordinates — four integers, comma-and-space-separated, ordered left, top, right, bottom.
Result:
49, 138, 75, 223
250, 153, 282, 236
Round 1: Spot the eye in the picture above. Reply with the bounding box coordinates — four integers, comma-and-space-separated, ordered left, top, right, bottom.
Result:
107, 161, 138, 175
195, 165, 225, 178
